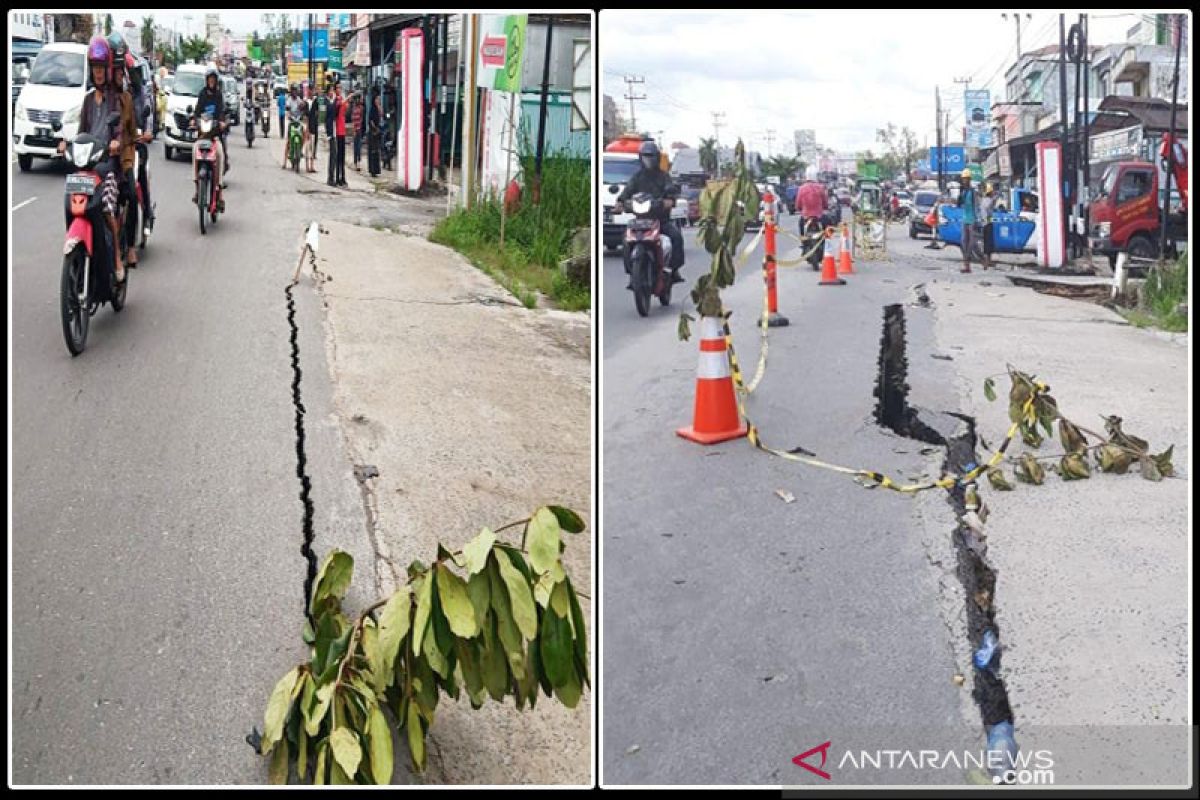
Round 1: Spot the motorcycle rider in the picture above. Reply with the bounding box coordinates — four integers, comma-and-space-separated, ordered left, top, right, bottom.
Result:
56, 35, 133, 283
126, 53, 155, 239
796, 176, 829, 238
615, 140, 684, 287
281, 84, 306, 169
104, 33, 143, 269
191, 67, 227, 210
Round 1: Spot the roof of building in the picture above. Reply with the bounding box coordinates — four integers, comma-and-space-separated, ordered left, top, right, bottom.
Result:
1098, 95, 1189, 132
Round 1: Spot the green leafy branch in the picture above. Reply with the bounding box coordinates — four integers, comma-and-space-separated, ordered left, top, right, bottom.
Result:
678, 139, 760, 341
981, 366, 1176, 488
253, 506, 589, 784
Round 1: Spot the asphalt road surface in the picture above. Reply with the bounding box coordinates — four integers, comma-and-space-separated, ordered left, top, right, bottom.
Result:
602, 215, 984, 785
10, 134, 373, 784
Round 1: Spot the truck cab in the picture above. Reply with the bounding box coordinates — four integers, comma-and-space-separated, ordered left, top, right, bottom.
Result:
939, 187, 1086, 259
1089, 160, 1187, 262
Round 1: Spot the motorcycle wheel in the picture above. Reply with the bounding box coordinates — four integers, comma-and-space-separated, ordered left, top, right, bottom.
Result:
633, 254, 652, 318
111, 251, 127, 312
60, 245, 90, 356
198, 173, 209, 235
658, 280, 672, 307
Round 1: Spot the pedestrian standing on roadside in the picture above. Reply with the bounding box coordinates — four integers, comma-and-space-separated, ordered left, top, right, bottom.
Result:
351, 93, 364, 171
305, 85, 319, 172
980, 183, 996, 269
367, 85, 382, 177
325, 84, 338, 186
275, 88, 285, 142
334, 82, 348, 187
956, 169, 979, 273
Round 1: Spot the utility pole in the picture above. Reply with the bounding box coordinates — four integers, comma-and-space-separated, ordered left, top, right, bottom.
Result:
1159, 13, 1183, 260
1002, 12, 1032, 58
764, 128, 776, 157
1082, 14, 1091, 245
623, 75, 645, 134
712, 111, 725, 175
935, 86, 943, 190
1059, 14, 1069, 257
534, 14, 554, 200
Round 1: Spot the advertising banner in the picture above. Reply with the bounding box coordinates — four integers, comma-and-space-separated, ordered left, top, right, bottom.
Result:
965, 89, 992, 148
477, 14, 527, 92
929, 146, 965, 173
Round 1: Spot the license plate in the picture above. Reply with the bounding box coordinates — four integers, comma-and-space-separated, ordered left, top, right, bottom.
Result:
65, 175, 95, 196
629, 219, 656, 231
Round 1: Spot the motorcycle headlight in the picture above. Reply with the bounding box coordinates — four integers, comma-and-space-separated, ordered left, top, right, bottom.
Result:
631, 198, 651, 215
72, 141, 93, 169
63, 104, 81, 125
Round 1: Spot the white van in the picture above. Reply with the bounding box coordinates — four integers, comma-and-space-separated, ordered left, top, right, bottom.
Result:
13, 43, 89, 172
162, 64, 211, 161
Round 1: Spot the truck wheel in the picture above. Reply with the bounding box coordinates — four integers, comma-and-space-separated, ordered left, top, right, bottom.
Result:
1127, 235, 1158, 261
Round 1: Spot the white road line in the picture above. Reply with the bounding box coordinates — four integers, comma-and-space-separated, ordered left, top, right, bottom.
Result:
13, 197, 37, 212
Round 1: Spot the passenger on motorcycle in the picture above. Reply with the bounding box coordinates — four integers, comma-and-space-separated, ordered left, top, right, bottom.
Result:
126, 53, 155, 237
57, 35, 134, 283
281, 84, 306, 169
191, 68, 227, 205
615, 140, 684, 288
105, 33, 143, 268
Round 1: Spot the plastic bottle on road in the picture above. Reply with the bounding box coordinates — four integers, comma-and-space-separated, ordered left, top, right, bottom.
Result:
985, 721, 1018, 782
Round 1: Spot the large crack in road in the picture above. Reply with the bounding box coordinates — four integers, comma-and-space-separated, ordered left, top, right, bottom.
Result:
286, 282, 319, 621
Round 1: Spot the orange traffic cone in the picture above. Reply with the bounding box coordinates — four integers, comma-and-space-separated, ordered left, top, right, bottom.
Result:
819, 227, 846, 286
838, 223, 856, 275
676, 316, 748, 445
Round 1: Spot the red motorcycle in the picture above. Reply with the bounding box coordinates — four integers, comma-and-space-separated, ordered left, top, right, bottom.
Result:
621, 192, 675, 317
55, 118, 128, 356
191, 110, 225, 234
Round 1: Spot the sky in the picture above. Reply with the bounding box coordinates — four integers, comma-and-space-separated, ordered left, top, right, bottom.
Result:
122, 11, 319, 41
600, 10, 1169, 157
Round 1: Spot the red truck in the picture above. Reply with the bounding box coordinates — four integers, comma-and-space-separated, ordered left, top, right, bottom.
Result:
1089, 154, 1188, 265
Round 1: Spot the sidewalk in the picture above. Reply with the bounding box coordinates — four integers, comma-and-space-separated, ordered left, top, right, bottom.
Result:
306, 220, 592, 784
924, 276, 1189, 781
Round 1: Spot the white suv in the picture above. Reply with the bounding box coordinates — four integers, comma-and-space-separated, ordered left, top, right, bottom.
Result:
13, 43, 89, 172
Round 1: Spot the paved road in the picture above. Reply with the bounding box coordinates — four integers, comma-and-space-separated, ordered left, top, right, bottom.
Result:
11, 135, 373, 783
602, 216, 985, 785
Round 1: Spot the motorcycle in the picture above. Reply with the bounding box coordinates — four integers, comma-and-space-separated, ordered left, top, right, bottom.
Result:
380, 112, 396, 172
132, 133, 155, 250
191, 111, 225, 235
245, 102, 256, 148
287, 112, 303, 172
261, 102, 271, 138
54, 118, 127, 356
621, 192, 675, 317
799, 208, 841, 271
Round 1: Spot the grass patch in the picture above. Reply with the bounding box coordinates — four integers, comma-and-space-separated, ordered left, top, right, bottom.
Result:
430, 153, 590, 311
1119, 253, 1189, 332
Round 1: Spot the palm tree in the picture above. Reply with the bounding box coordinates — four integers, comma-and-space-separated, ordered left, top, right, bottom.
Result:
141, 16, 155, 61
762, 154, 803, 181
699, 137, 718, 177
104, 14, 113, 36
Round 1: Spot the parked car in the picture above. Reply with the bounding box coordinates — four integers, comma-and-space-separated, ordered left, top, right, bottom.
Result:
221, 75, 240, 125
13, 43, 89, 172
908, 190, 941, 238
162, 63, 210, 161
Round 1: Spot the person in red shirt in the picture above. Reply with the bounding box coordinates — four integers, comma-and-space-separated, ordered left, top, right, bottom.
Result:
796, 179, 827, 232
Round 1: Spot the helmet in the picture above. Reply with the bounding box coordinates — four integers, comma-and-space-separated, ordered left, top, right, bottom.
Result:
638, 139, 661, 171
107, 31, 128, 63
205, 66, 219, 87
960, 168, 972, 179
125, 53, 142, 84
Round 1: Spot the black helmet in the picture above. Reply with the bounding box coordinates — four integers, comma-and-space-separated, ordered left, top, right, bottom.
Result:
638, 139, 661, 171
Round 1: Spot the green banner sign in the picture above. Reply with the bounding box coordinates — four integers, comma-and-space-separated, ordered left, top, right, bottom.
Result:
968, 163, 983, 185
328, 48, 341, 70
247, 44, 262, 61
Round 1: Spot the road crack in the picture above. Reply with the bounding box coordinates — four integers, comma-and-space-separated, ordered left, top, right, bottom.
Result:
286, 283, 319, 621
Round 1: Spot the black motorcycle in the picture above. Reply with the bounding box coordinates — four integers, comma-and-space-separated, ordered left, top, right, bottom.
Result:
245, 102, 256, 148
622, 192, 675, 317
800, 208, 841, 271
380, 112, 396, 172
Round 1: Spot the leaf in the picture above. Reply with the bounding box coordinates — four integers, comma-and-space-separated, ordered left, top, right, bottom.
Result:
422, 619, 449, 678
406, 699, 426, 772
434, 564, 479, 638
376, 589, 411, 688
411, 573, 433, 656
329, 759, 352, 784
1151, 445, 1175, 477
547, 506, 586, 534
549, 580, 571, 620
454, 637, 486, 708
1139, 455, 1163, 482
461, 527, 496, 575
496, 549, 538, 641
488, 557, 526, 673
306, 680, 336, 737
329, 727, 362, 779
1021, 425, 1044, 449
311, 550, 354, 610
367, 705, 393, 785
317, 626, 353, 686
539, 608, 573, 688
527, 507, 563, 576
1097, 443, 1134, 474
314, 740, 328, 785
677, 312, 693, 342
262, 666, 301, 754
480, 617, 510, 702
1058, 419, 1088, 454
566, 577, 588, 670
1014, 453, 1045, 485
1060, 452, 1091, 480
983, 378, 996, 402
467, 571, 491, 631
556, 661, 583, 709
361, 622, 382, 691
986, 466, 1014, 491
268, 736, 289, 784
